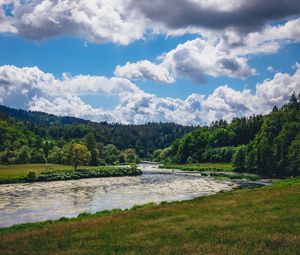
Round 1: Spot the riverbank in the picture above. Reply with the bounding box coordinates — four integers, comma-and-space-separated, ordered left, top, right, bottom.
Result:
160, 163, 260, 180
0, 164, 141, 184
1, 177, 299, 254
160, 163, 234, 171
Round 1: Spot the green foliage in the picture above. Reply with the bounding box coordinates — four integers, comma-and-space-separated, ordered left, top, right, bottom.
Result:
287, 133, 300, 176
84, 133, 98, 165
37, 166, 141, 182
165, 118, 261, 165
63, 143, 91, 170
164, 94, 300, 177
232, 145, 247, 171
245, 97, 300, 177
25, 171, 36, 182
47, 146, 64, 164
0, 164, 141, 184
123, 148, 140, 163
0, 105, 194, 162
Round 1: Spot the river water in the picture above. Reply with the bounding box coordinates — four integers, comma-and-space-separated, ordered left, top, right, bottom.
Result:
0, 164, 238, 228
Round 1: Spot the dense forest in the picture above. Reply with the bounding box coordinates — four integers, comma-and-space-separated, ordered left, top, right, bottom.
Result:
155, 93, 300, 177
1, 93, 299, 177
0, 105, 194, 165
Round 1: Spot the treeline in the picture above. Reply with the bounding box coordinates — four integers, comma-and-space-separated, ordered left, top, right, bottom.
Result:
0, 132, 140, 166
0, 105, 194, 165
154, 116, 263, 164
156, 93, 300, 177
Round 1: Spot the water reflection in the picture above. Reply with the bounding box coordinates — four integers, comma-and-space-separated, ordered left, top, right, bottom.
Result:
0, 164, 236, 227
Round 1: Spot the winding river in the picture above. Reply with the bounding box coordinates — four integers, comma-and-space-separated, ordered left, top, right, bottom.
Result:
0, 164, 238, 228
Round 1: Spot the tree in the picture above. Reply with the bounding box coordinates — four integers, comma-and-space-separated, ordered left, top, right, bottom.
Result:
48, 146, 64, 164
152, 149, 163, 162
123, 148, 139, 163
84, 133, 98, 166
63, 143, 91, 170
30, 148, 47, 163
103, 144, 119, 164
14, 145, 31, 164
232, 145, 246, 171
288, 91, 299, 110
287, 133, 300, 176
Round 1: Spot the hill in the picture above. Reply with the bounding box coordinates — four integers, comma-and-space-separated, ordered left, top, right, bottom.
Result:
0, 105, 195, 164
158, 93, 300, 177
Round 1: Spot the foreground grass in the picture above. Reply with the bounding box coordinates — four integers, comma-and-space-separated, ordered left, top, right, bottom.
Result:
0, 178, 299, 255
0, 164, 141, 184
161, 162, 234, 171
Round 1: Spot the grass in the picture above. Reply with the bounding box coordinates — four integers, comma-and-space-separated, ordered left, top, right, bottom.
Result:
0, 164, 69, 178
161, 162, 235, 171
0, 164, 141, 184
0, 178, 299, 254
160, 163, 261, 180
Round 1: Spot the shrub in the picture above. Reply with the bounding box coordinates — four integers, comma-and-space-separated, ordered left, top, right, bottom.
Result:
26, 171, 36, 182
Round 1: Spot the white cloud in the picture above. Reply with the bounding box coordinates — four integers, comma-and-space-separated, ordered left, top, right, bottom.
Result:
1, 0, 146, 45
1, 65, 299, 125
1, 0, 299, 46
216, 18, 300, 56
115, 38, 256, 83
256, 65, 300, 108
114, 60, 175, 84
0, 8, 16, 33
0, 65, 140, 104
28, 96, 107, 121
267, 66, 274, 72
115, 18, 300, 84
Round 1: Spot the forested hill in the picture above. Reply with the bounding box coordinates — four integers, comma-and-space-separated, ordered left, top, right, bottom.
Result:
0, 105, 90, 126
157, 93, 300, 177
0, 105, 195, 161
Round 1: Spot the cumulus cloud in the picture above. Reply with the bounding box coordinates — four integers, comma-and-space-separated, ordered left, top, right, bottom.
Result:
114, 60, 175, 84
115, 18, 300, 84
256, 65, 300, 108
115, 38, 256, 83
1, 65, 299, 125
0, 6, 16, 33
129, 0, 300, 33
1, 0, 299, 44
0, 65, 141, 106
0, 0, 146, 44
216, 18, 300, 56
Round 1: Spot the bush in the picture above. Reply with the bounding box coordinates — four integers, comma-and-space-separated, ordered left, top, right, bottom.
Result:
26, 171, 36, 182
37, 166, 142, 182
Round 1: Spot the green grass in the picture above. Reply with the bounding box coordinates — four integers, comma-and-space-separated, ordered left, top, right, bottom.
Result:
161, 162, 235, 172
0, 164, 141, 184
0, 178, 299, 254
160, 163, 261, 180
0, 164, 69, 179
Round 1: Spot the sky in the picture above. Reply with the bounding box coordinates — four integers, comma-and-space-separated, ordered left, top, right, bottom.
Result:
0, 0, 300, 125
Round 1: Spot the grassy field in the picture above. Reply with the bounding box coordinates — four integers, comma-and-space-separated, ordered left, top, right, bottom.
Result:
0, 164, 140, 184
0, 178, 299, 254
161, 162, 235, 171
0, 164, 70, 179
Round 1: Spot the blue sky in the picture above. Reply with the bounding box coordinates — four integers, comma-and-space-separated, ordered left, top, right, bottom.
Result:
0, 1, 299, 125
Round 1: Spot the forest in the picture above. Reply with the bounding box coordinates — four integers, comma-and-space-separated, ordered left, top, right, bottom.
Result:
156, 93, 300, 177
1, 93, 299, 177
0, 105, 194, 165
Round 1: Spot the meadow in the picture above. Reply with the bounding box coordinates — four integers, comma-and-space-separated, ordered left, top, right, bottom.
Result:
0, 178, 299, 255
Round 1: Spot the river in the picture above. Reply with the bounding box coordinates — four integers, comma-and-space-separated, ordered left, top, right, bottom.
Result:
0, 164, 238, 228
